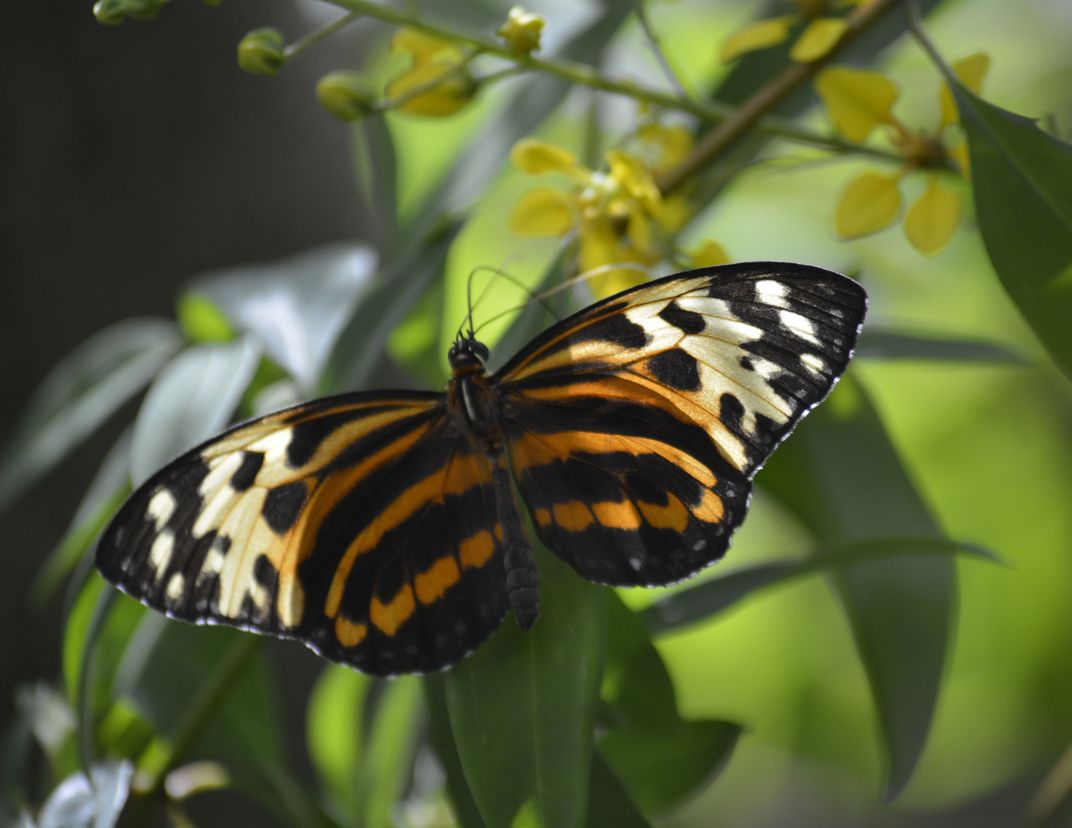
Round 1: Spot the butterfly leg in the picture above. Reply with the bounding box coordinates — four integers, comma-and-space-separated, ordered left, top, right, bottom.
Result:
491, 457, 539, 630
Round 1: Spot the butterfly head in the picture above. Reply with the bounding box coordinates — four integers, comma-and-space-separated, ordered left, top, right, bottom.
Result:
448, 336, 490, 375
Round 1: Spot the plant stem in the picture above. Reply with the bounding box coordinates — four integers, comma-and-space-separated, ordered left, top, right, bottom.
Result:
284, 10, 362, 61
656, 0, 908, 195
319, 0, 896, 161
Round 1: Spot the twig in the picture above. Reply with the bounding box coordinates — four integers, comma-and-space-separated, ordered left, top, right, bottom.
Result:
656, 0, 908, 195
284, 10, 361, 61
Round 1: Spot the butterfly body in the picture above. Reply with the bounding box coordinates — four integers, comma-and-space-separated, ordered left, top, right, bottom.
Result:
97, 263, 867, 675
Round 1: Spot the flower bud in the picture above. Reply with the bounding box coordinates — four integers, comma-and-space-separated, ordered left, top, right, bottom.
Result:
316, 71, 375, 121
237, 28, 285, 76
93, 0, 165, 25
497, 6, 544, 55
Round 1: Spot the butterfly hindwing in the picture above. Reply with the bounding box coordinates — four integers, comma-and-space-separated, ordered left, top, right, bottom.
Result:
497, 262, 866, 584
96, 391, 509, 675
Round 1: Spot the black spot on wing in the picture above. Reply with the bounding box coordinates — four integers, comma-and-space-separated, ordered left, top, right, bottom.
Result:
231, 451, 264, 491
658, 300, 705, 334
263, 481, 307, 534
574, 312, 650, 349
646, 348, 701, 391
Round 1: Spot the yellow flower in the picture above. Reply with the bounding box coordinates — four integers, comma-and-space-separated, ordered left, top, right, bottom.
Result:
816, 53, 989, 255
508, 128, 729, 297
385, 29, 475, 117
497, 6, 544, 55
720, 0, 870, 64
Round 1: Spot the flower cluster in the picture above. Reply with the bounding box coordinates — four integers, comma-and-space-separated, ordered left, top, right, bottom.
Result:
720, 0, 870, 64
816, 53, 989, 254
508, 126, 727, 297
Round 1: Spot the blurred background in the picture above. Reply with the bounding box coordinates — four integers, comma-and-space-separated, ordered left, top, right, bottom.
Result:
3, 0, 1072, 825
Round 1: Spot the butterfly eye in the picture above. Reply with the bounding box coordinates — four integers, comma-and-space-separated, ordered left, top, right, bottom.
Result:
470, 341, 490, 364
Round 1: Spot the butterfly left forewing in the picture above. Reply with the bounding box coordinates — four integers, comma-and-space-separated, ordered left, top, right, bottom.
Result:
97, 391, 510, 675
497, 262, 866, 585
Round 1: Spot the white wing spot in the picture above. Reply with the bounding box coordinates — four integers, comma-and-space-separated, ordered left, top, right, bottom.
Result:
166, 573, 186, 603
148, 531, 175, 582
779, 310, 821, 347
801, 353, 826, 375
628, 556, 643, 571
147, 489, 177, 530
756, 279, 789, 309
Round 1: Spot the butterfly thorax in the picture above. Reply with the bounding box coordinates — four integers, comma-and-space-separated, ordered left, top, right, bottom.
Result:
447, 336, 502, 447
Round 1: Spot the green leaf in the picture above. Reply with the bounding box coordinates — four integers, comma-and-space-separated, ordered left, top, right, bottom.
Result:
113, 619, 279, 774
0, 318, 180, 509
586, 753, 653, 828
325, 218, 463, 393
602, 593, 679, 733
306, 664, 370, 818
759, 376, 954, 799
129, 337, 261, 485
856, 327, 1028, 365
424, 675, 486, 828
64, 575, 144, 715
598, 719, 741, 814
358, 677, 422, 828
177, 293, 235, 343
949, 81, 1072, 376
352, 115, 399, 253
445, 546, 606, 828
191, 245, 378, 393
643, 537, 998, 634
36, 760, 133, 828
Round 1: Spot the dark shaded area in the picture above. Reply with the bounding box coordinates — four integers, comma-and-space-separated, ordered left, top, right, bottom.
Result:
0, 0, 371, 813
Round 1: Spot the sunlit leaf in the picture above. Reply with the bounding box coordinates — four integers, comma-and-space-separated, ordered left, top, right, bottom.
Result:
306, 665, 370, 817
191, 245, 378, 393
445, 546, 605, 828
947, 80, 1072, 376
129, 337, 261, 485
0, 319, 180, 510
358, 677, 422, 828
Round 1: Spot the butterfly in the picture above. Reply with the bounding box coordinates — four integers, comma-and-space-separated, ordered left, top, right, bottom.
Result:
96, 262, 867, 675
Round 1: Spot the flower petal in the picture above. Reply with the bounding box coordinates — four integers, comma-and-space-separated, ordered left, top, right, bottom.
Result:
790, 18, 848, 62
816, 67, 900, 143
386, 61, 473, 116
835, 171, 902, 238
939, 52, 991, 127
904, 178, 960, 254
579, 220, 647, 298
689, 240, 731, 267
948, 142, 971, 178
509, 188, 575, 236
391, 28, 458, 61
606, 150, 660, 209
511, 139, 581, 176
719, 16, 794, 63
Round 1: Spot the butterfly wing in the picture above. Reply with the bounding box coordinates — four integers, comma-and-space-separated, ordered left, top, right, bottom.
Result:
97, 392, 509, 675
496, 261, 866, 585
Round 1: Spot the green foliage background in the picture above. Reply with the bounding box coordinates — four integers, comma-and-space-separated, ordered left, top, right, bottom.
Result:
2, 1, 1071, 826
